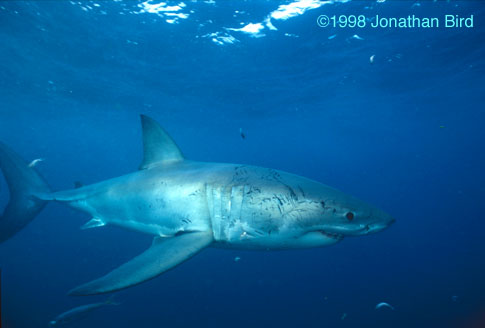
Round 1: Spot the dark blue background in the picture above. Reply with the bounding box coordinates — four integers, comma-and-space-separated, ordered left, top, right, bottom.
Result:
0, 1, 484, 327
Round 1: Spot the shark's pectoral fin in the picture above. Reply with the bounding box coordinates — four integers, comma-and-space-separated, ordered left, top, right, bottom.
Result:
68, 231, 213, 296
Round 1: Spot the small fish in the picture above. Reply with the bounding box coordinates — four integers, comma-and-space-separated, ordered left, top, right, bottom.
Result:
452, 295, 458, 302
351, 34, 364, 41
49, 298, 119, 326
370, 55, 376, 64
239, 128, 246, 140
28, 158, 44, 168
341, 313, 347, 320
375, 302, 395, 310
234, 256, 241, 262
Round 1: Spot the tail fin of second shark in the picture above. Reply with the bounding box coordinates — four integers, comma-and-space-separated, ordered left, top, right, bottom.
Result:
0, 141, 51, 243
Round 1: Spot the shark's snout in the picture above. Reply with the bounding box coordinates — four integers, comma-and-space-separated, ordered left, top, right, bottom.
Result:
365, 216, 395, 234
320, 208, 395, 237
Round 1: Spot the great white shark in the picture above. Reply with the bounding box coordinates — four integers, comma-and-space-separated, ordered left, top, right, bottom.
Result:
0, 115, 395, 295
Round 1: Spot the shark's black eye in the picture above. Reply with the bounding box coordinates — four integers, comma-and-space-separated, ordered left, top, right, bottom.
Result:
345, 212, 354, 221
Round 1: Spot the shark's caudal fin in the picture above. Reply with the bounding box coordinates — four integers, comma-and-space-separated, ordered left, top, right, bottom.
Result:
69, 231, 213, 295
0, 142, 51, 243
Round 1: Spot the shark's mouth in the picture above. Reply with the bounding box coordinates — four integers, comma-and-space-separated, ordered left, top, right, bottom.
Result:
317, 230, 344, 240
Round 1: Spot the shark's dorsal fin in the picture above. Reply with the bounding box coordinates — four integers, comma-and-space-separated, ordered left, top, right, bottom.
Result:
139, 115, 184, 170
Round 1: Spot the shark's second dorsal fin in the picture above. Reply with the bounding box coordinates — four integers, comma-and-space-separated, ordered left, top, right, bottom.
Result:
139, 115, 184, 170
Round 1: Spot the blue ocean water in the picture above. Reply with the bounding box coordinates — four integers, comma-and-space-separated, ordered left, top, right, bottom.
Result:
0, 1, 484, 327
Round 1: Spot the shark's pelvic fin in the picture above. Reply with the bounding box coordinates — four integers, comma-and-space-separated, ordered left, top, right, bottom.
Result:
68, 231, 213, 295
81, 218, 106, 230
139, 115, 184, 170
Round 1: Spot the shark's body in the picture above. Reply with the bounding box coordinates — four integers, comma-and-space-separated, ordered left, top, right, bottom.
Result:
0, 115, 394, 295
56, 162, 366, 250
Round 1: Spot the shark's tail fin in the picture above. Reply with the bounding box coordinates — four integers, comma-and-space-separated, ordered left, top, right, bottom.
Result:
0, 141, 51, 243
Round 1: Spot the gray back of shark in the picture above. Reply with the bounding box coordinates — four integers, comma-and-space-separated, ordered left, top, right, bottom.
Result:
0, 115, 395, 295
